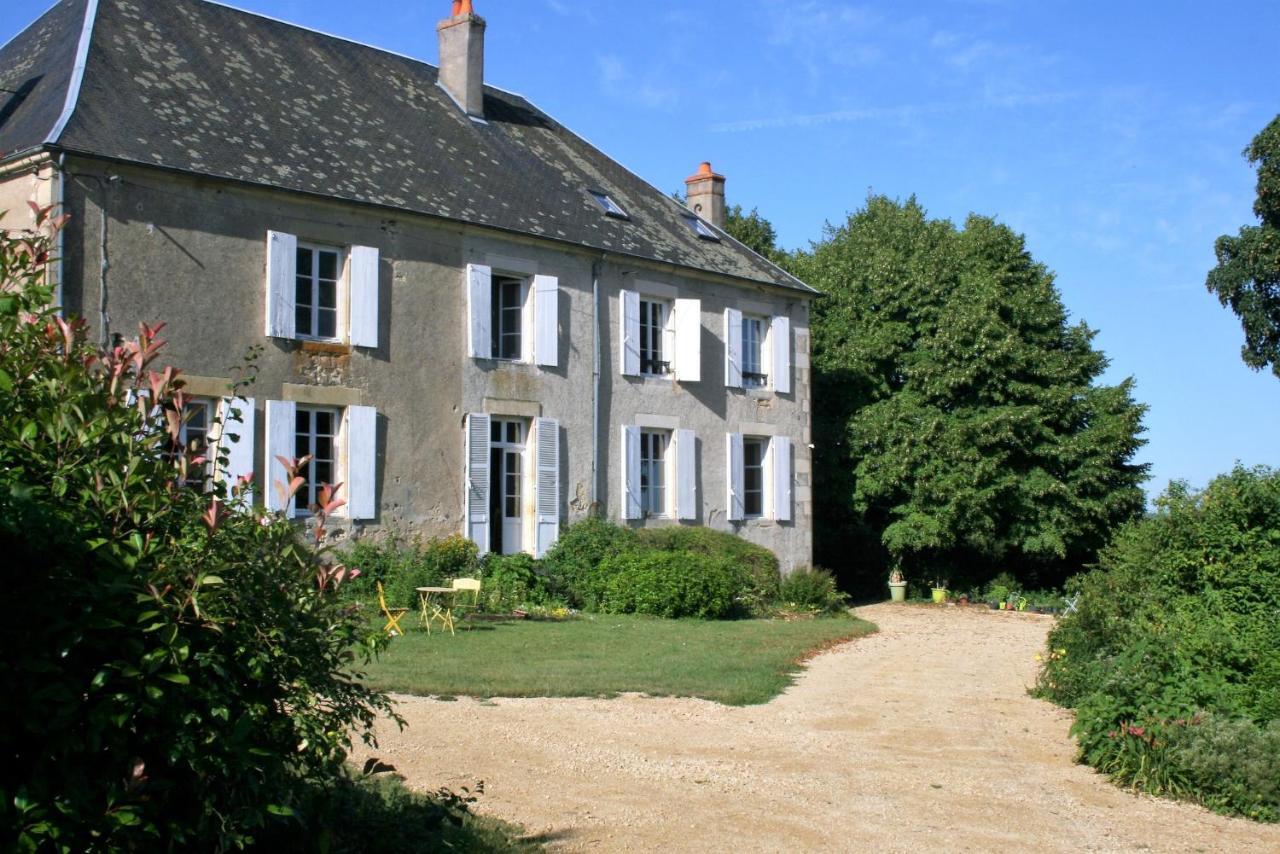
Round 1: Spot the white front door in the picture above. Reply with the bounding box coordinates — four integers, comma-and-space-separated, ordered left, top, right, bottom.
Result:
490, 419, 526, 555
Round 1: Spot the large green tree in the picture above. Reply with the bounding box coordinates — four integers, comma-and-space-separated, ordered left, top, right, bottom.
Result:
724, 203, 786, 263
791, 196, 1148, 592
1207, 114, 1280, 379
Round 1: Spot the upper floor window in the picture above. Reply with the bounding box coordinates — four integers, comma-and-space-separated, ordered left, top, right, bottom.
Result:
264, 230, 379, 348
640, 429, 669, 517
741, 315, 768, 389
639, 299, 670, 376
492, 275, 526, 361
295, 244, 341, 340
465, 264, 561, 368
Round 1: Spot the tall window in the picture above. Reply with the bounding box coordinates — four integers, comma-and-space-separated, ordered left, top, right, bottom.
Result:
743, 437, 766, 517
295, 245, 340, 340
491, 275, 524, 360
640, 430, 668, 517
640, 299, 669, 375
742, 316, 767, 388
295, 406, 339, 512
167, 398, 213, 487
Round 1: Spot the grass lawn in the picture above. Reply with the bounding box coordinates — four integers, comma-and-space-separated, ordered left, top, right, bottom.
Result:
360, 612, 876, 706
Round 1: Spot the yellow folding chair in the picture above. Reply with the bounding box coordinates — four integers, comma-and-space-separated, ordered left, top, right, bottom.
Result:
450, 577, 482, 629
377, 582, 409, 636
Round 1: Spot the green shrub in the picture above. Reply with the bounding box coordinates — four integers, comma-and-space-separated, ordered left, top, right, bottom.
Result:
1037, 467, 1280, 821
597, 550, 749, 619
0, 210, 394, 849
777, 567, 849, 613
635, 526, 780, 613
480, 552, 550, 612
380, 534, 480, 609
541, 517, 638, 608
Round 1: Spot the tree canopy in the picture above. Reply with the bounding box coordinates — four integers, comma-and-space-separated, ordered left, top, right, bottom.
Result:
790, 196, 1149, 591
724, 203, 786, 264
1207, 114, 1280, 379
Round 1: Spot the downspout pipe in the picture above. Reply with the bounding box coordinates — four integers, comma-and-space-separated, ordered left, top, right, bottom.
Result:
591, 256, 603, 512
54, 152, 65, 314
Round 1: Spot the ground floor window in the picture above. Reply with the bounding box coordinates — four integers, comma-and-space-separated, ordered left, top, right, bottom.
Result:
743, 436, 767, 517
490, 418, 527, 555
295, 406, 339, 512
640, 429, 669, 517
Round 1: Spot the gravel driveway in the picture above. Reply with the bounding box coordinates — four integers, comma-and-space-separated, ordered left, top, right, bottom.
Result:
356, 604, 1280, 852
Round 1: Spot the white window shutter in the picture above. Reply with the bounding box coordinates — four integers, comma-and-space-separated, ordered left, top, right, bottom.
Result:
673, 298, 701, 383
219, 396, 256, 502
620, 289, 640, 377
534, 417, 561, 557
726, 432, 745, 522
771, 315, 792, 394
264, 399, 297, 515
349, 245, 379, 348
772, 436, 793, 522
346, 405, 377, 520
466, 264, 493, 359
621, 424, 641, 520
265, 231, 297, 339
674, 428, 697, 521
533, 274, 559, 368
465, 413, 491, 554
724, 307, 743, 388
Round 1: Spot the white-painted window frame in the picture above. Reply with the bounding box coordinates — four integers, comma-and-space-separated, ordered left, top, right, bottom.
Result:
293, 404, 343, 517
742, 435, 768, 519
294, 242, 345, 343
638, 297, 673, 377
639, 428, 671, 518
741, 314, 769, 390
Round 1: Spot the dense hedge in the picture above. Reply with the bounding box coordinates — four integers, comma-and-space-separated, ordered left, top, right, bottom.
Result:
345, 534, 479, 609
1037, 467, 1280, 821
596, 551, 749, 619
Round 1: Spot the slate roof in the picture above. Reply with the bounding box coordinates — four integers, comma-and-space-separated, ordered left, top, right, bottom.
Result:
0, 0, 813, 294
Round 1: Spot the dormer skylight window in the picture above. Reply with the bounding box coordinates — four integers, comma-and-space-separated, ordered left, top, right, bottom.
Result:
589, 190, 629, 220
683, 213, 720, 241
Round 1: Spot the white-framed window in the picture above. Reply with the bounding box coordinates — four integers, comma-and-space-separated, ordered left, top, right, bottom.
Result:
742, 436, 767, 518
621, 290, 701, 382
622, 426, 697, 521
295, 243, 342, 341
464, 413, 562, 558
265, 231, 379, 347
742, 315, 768, 389
294, 405, 340, 512
725, 310, 792, 395
491, 274, 527, 361
639, 298, 671, 376
640, 429, 669, 517
466, 264, 559, 368
727, 433, 793, 523
263, 400, 377, 520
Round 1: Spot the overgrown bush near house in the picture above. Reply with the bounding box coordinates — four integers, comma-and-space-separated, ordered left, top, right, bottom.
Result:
777, 567, 849, 614
635, 526, 780, 613
597, 551, 749, 619
1037, 466, 1280, 821
0, 208, 396, 849
541, 517, 638, 608
480, 552, 551, 612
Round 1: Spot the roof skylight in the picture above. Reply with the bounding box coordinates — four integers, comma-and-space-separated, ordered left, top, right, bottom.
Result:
589, 190, 629, 220
683, 213, 720, 241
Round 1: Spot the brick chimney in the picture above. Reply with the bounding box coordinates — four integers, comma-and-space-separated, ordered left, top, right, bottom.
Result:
437, 0, 486, 118
684, 162, 726, 229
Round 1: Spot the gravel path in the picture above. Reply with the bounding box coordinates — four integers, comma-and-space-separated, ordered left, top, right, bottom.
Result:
355, 604, 1280, 852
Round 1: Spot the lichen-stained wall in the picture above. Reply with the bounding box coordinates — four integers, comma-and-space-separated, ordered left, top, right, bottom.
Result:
0, 158, 56, 229
59, 156, 468, 536
57, 155, 813, 568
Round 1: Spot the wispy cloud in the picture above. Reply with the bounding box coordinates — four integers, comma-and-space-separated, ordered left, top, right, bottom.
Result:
710, 91, 1075, 133
595, 54, 679, 111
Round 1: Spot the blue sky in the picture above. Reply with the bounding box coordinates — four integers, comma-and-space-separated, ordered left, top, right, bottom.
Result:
4, 0, 1277, 499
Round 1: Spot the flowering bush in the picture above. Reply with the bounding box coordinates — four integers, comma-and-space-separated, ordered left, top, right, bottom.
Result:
1037, 467, 1280, 821
0, 207, 397, 849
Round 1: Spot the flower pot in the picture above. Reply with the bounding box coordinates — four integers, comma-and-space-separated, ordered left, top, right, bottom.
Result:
888, 581, 907, 603
931, 587, 948, 604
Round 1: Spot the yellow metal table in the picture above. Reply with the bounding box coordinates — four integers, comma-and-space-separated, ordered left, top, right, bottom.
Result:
415, 586, 456, 635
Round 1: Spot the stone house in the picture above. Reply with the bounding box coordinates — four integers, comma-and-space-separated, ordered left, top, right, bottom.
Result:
0, 0, 818, 568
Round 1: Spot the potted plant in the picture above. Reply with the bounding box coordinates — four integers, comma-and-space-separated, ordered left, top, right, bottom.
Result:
888, 567, 908, 603
931, 578, 949, 604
